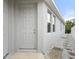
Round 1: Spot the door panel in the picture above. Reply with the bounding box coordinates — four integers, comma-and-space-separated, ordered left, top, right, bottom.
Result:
16, 4, 37, 50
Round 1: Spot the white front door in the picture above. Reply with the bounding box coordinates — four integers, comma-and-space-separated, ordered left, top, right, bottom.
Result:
15, 3, 37, 50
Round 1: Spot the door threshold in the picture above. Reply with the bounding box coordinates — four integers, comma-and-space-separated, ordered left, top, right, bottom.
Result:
17, 48, 38, 52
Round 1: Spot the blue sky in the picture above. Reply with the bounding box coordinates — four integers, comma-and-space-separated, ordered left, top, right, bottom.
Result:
54, 0, 75, 21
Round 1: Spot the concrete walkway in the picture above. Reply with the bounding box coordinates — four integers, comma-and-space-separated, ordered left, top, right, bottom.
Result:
6, 52, 46, 59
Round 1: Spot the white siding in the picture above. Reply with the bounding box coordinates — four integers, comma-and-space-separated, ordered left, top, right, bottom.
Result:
37, 2, 65, 53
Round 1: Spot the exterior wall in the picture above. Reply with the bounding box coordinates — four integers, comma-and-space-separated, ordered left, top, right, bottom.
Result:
55, 17, 65, 33
37, 1, 45, 51
8, 0, 15, 53
3, 0, 15, 57
71, 26, 75, 39
3, 0, 9, 56
71, 26, 75, 52
37, 2, 65, 53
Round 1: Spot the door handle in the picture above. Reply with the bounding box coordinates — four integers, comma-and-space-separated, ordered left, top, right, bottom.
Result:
33, 31, 36, 34
33, 29, 36, 34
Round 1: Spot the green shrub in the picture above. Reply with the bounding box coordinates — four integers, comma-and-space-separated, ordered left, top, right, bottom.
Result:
65, 30, 71, 33
65, 20, 74, 33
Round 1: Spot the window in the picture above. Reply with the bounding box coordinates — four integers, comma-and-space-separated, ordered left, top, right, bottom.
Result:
47, 10, 51, 32
47, 10, 56, 32
53, 24, 55, 32
47, 23, 51, 32
52, 15, 55, 32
